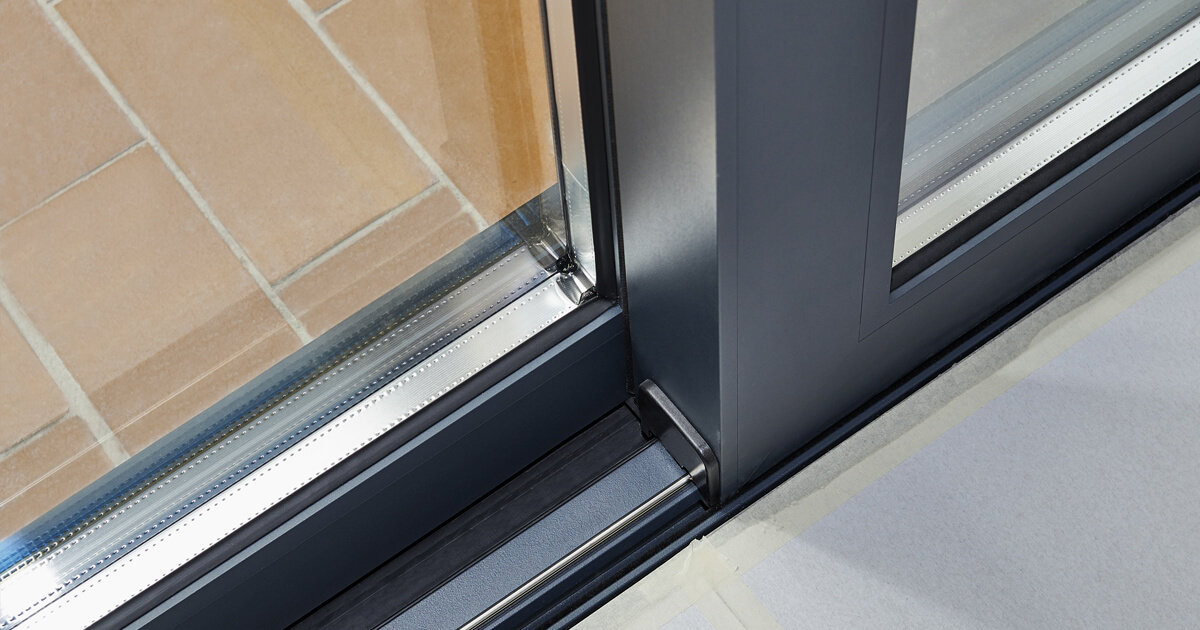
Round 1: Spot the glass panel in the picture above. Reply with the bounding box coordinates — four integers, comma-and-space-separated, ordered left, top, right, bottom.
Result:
0, 0, 585, 608
545, 0, 597, 283
894, 0, 1200, 279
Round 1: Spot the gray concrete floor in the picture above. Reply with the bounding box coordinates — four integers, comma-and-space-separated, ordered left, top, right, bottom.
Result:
577, 195, 1200, 629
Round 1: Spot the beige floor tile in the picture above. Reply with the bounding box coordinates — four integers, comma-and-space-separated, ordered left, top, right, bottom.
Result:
0, 310, 68, 453
280, 187, 479, 337
58, 0, 432, 282
0, 0, 140, 226
323, 0, 558, 225
0, 146, 299, 455
0, 417, 112, 540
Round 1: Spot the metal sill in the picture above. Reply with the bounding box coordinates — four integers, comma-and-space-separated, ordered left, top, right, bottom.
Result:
290, 404, 700, 630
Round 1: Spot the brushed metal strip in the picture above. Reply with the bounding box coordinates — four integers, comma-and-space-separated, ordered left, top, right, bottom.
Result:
458, 474, 692, 630
894, 13, 1200, 265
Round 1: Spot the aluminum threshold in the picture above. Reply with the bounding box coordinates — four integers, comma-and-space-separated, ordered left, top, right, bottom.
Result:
459, 475, 693, 630
383, 442, 698, 630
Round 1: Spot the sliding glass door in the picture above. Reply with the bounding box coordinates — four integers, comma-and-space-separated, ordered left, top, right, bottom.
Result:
6, 0, 1200, 626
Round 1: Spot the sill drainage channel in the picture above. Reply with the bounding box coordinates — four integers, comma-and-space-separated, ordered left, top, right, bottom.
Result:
1, 248, 581, 630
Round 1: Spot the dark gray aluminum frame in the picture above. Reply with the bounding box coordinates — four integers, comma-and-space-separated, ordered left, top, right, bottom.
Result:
63, 0, 1200, 627
613, 0, 1200, 499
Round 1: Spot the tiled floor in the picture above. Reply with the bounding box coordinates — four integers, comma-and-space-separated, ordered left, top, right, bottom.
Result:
0, 0, 556, 539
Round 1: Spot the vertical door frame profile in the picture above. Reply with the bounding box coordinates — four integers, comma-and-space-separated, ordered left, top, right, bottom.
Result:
610, 0, 1200, 500
606, 0, 738, 499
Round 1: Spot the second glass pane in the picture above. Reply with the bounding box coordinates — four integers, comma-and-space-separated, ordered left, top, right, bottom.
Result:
894, 0, 1200, 275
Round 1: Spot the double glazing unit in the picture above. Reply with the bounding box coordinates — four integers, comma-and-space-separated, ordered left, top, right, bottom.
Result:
894, 0, 1200, 284
4, 0, 1200, 627
1, 0, 611, 626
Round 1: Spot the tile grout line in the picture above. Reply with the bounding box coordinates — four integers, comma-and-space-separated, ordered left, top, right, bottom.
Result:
315, 0, 354, 20
0, 279, 129, 466
0, 139, 146, 235
273, 181, 443, 291
287, 0, 492, 232
39, 3, 315, 345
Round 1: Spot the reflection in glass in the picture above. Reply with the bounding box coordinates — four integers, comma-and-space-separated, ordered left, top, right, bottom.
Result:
894, 0, 1200, 276
0, 0, 584, 621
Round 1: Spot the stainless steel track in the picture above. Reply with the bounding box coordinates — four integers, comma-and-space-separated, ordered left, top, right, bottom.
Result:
458, 474, 693, 630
